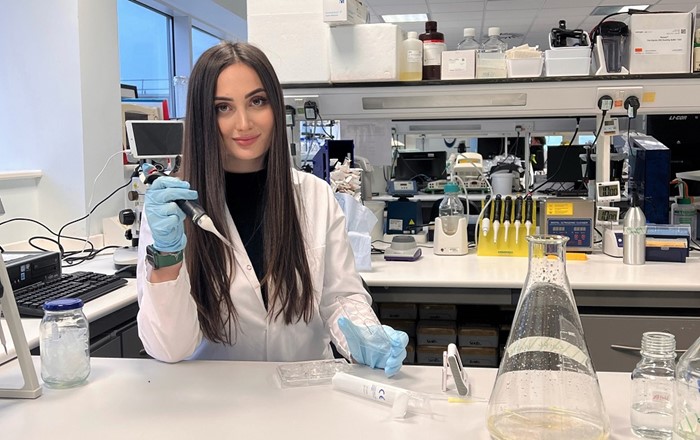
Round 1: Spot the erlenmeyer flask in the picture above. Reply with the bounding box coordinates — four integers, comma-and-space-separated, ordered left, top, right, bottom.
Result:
487, 235, 610, 440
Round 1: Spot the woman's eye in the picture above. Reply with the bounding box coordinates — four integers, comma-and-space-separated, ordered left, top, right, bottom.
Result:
250, 96, 268, 107
215, 103, 231, 113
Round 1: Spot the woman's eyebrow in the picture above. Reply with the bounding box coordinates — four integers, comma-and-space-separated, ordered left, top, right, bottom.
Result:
214, 88, 266, 102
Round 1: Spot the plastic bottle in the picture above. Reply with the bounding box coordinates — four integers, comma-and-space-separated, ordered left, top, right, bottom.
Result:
39, 298, 90, 388
670, 198, 697, 240
438, 182, 464, 235
481, 26, 507, 53
673, 335, 700, 439
476, 27, 507, 78
623, 199, 646, 265
399, 31, 422, 81
419, 21, 446, 80
457, 28, 480, 50
630, 332, 676, 439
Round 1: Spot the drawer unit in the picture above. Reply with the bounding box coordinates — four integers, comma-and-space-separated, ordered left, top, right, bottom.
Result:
580, 314, 700, 372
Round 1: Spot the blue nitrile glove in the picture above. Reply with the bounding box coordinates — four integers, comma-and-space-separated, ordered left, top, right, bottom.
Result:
144, 173, 199, 253
337, 317, 409, 377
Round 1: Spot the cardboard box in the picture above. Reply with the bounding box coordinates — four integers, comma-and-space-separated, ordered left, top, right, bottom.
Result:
247, 13, 330, 84
441, 50, 476, 80
418, 303, 458, 321
416, 345, 444, 365
323, 0, 367, 25
629, 11, 694, 74
381, 319, 416, 337
458, 347, 498, 367
329, 24, 401, 82
379, 302, 417, 320
416, 320, 456, 346
458, 324, 499, 348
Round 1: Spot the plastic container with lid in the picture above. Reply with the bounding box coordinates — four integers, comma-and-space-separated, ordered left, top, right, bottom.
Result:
476, 27, 507, 78
40, 298, 90, 388
457, 28, 480, 50
670, 198, 698, 239
399, 31, 422, 81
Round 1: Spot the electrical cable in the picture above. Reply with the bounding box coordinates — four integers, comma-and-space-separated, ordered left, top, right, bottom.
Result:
530, 111, 607, 196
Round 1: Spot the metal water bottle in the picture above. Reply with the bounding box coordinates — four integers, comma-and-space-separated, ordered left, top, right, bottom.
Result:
623, 201, 646, 265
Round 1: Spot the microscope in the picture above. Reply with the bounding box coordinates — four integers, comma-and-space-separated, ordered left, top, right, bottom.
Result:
113, 172, 147, 268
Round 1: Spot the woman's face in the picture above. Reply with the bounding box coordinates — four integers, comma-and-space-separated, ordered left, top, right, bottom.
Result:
215, 63, 273, 173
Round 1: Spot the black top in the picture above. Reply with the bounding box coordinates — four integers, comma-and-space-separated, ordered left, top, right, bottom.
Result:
225, 168, 267, 308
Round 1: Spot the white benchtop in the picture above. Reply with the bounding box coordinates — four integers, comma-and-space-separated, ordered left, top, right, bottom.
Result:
0, 357, 637, 439
362, 249, 700, 291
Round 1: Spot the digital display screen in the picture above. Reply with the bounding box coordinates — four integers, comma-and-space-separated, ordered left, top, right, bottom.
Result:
597, 207, 620, 223
598, 184, 619, 198
128, 121, 184, 159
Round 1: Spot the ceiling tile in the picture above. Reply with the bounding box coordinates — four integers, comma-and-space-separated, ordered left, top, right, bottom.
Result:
544, 0, 604, 6
372, 5, 429, 15
536, 7, 597, 17
429, 2, 486, 12
486, 0, 546, 11
431, 12, 486, 23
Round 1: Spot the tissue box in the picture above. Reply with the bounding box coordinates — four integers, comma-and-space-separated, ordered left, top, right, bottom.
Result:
441, 50, 476, 80
329, 24, 401, 82
629, 11, 694, 74
323, 0, 367, 25
248, 13, 330, 84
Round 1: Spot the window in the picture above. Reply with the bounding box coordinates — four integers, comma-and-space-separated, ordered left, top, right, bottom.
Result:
192, 27, 221, 64
117, 0, 173, 103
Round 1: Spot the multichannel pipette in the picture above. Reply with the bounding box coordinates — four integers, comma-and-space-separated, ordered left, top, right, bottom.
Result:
481, 195, 492, 237
503, 196, 513, 242
140, 165, 233, 248
514, 195, 524, 244
492, 194, 503, 243
524, 195, 534, 238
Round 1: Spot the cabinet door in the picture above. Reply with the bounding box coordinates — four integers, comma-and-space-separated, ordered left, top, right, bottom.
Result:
120, 321, 148, 358
581, 314, 700, 373
90, 335, 122, 358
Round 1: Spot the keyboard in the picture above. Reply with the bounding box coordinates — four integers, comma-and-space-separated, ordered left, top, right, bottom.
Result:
13, 271, 128, 317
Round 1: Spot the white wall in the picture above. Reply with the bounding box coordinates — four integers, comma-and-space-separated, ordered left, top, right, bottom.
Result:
0, 0, 246, 248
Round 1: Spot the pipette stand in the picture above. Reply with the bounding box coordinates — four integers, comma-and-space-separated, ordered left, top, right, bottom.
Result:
0, 256, 42, 399
477, 195, 537, 257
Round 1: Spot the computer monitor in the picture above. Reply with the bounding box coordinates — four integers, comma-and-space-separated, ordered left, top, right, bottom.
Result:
477, 138, 504, 159
125, 120, 184, 159
120, 83, 138, 99
394, 151, 447, 183
645, 114, 700, 194
327, 139, 354, 167
546, 145, 586, 183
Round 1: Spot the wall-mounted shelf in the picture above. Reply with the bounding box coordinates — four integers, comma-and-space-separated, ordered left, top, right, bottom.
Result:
283, 74, 700, 120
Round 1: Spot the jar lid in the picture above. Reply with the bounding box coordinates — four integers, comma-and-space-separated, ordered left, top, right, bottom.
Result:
43, 298, 84, 311
444, 182, 460, 193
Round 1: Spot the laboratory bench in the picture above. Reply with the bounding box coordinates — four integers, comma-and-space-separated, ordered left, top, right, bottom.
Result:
0, 356, 638, 439
1, 251, 698, 372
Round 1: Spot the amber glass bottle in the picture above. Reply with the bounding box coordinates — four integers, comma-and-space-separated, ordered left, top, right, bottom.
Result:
419, 21, 445, 80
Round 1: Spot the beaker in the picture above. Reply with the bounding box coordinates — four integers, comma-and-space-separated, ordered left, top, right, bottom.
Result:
487, 235, 610, 440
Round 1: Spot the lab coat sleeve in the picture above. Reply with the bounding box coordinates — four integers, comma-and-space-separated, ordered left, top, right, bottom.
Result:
136, 212, 203, 363
314, 181, 373, 360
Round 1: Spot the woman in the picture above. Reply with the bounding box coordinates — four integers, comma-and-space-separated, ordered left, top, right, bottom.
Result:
136, 42, 407, 376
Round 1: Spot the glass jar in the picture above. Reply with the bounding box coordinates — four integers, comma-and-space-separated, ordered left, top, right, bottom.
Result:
673, 335, 700, 439
487, 235, 610, 440
630, 332, 676, 439
40, 298, 90, 388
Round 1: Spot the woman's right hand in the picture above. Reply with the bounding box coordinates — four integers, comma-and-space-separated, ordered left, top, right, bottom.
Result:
144, 176, 199, 252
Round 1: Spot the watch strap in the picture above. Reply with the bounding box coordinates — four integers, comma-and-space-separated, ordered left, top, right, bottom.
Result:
146, 245, 184, 269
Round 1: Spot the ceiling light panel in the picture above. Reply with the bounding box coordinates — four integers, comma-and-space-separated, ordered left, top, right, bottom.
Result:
381, 13, 429, 22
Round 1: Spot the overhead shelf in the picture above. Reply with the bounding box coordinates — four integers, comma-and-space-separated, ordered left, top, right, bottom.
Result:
282, 73, 700, 120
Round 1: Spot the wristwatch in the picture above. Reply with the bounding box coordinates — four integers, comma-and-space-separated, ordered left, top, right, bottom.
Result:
146, 245, 184, 269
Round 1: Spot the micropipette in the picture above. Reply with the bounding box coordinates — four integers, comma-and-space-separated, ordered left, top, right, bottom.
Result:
140, 165, 233, 248
481, 195, 491, 237
492, 194, 503, 244
524, 195, 534, 238
514, 195, 524, 244
503, 196, 513, 243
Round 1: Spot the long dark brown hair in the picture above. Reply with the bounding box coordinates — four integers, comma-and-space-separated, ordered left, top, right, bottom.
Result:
181, 42, 314, 344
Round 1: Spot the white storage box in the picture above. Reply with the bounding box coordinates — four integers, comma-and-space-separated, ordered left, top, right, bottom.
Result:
323, 0, 367, 25
545, 56, 591, 77
441, 50, 476, 80
506, 57, 543, 78
545, 46, 591, 59
476, 52, 507, 78
248, 13, 330, 84
329, 24, 401, 82
628, 11, 694, 74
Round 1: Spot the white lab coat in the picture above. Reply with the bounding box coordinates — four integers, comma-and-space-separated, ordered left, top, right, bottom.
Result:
136, 169, 371, 363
